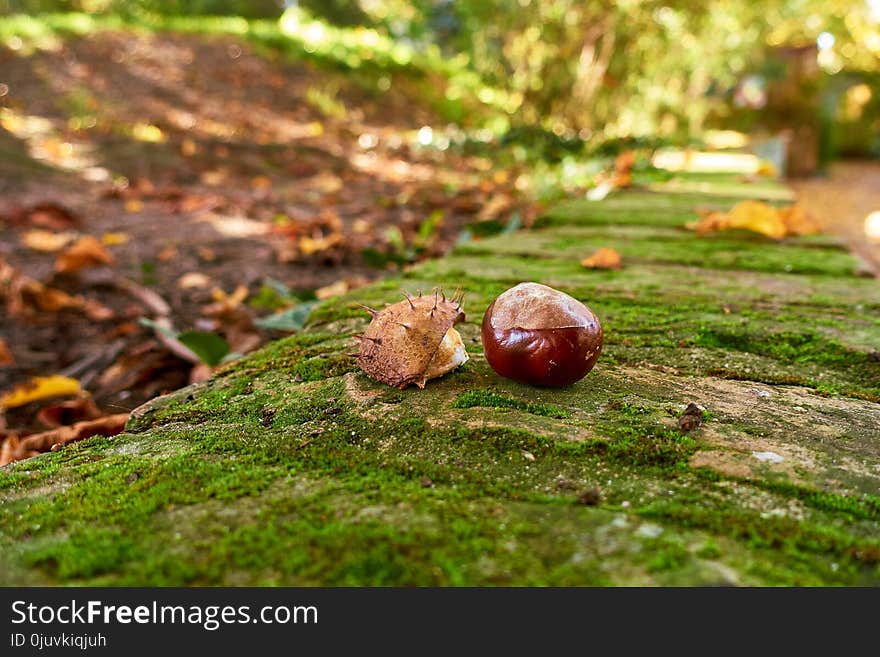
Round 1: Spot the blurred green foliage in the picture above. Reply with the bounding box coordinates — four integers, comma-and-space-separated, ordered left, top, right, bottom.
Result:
2, 0, 878, 158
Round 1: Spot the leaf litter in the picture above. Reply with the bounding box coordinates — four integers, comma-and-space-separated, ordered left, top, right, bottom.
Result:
0, 29, 540, 464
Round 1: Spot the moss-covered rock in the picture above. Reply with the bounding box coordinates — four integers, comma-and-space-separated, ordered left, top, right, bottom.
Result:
2, 180, 878, 585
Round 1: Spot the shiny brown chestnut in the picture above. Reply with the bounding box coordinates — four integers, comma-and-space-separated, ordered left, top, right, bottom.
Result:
481, 282, 602, 387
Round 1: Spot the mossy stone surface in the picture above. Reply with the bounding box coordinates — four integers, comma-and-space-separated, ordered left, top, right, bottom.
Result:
2, 180, 879, 585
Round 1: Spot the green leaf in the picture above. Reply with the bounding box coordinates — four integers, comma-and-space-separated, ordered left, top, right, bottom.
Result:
255, 300, 321, 332
177, 331, 230, 367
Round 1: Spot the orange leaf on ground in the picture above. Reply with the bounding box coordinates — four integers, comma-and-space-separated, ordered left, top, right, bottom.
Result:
1, 257, 114, 320
0, 338, 14, 366
581, 247, 623, 270
779, 204, 822, 236
0, 434, 22, 467
3, 202, 79, 230
55, 235, 115, 273
1, 413, 129, 464
613, 150, 636, 188
0, 375, 81, 410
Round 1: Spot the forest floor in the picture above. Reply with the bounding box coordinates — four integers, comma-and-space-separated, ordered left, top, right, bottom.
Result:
1, 26, 536, 424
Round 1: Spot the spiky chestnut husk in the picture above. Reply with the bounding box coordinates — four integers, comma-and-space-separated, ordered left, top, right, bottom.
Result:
356, 290, 468, 389
481, 282, 602, 387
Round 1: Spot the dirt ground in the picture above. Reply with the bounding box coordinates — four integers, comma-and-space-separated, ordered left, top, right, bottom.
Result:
789, 160, 880, 276
0, 30, 533, 428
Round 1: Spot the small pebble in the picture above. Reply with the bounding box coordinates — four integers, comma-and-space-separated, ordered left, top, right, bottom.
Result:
678, 402, 704, 431
576, 487, 602, 506
752, 450, 784, 463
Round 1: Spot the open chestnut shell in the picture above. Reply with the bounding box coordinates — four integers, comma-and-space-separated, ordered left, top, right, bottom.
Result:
481, 282, 602, 387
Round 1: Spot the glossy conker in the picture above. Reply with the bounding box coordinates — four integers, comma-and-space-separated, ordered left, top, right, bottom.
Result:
481, 282, 602, 387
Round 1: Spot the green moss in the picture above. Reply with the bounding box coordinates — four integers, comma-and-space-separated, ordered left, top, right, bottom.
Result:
452, 389, 570, 418
3, 178, 879, 586
695, 539, 722, 559
24, 529, 138, 580
291, 353, 357, 382
635, 497, 880, 578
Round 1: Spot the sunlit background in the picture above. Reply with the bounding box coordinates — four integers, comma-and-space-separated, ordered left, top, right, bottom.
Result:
1, 1, 879, 232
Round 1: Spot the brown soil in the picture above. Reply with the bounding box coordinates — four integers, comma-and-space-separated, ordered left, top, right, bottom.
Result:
0, 30, 530, 424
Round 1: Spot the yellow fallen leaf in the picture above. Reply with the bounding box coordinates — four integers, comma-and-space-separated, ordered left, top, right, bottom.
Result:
21, 229, 77, 252
315, 279, 349, 299
55, 235, 116, 273
725, 200, 787, 239
0, 375, 81, 410
299, 233, 342, 256
100, 231, 130, 246
124, 199, 144, 213
687, 200, 808, 240
581, 247, 623, 270
202, 284, 249, 316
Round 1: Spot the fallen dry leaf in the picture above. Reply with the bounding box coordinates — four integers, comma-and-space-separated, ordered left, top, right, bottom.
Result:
100, 231, 130, 246
124, 199, 144, 213
315, 279, 349, 299
4, 202, 79, 230
0, 434, 23, 467
55, 235, 116, 273
197, 247, 216, 262
21, 229, 78, 252
157, 245, 179, 261
581, 247, 623, 270
0, 338, 13, 366
477, 193, 513, 221
1, 258, 114, 320
0, 375, 81, 410
0, 413, 129, 464
686, 201, 820, 240
299, 232, 343, 256
178, 272, 211, 290
778, 203, 822, 236
36, 396, 102, 428
613, 150, 636, 188
202, 285, 249, 316
251, 175, 272, 190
